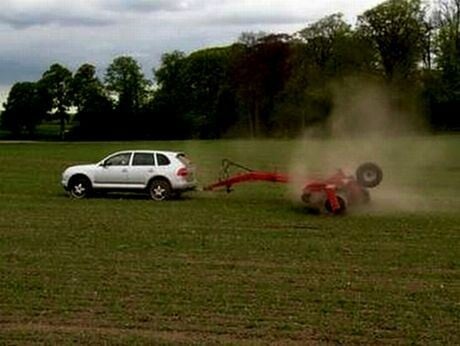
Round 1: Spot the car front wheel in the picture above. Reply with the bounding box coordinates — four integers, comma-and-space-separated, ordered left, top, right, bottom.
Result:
148, 179, 172, 201
69, 177, 91, 199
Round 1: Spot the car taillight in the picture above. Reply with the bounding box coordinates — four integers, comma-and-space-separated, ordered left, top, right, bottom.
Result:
177, 167, 188, 177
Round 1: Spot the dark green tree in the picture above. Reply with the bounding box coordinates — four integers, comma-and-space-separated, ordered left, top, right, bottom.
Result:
154, 51, 187, 90
151, 51, 189, 139
428, 0, 460, 128
358, 0, 428, 82
272, 14, 374, 135
105, 56, 150, 114
182, 47, 237, 138
233, 33, 293, 137
297, 13, 352, 69
71, 64, 105, 110
152, 47, 239, 138
39, 63, 73, 139
1, 82, 47, 137
238, 31, 268, 47
70, 64, 114, 139
435, 0, 460, 84
104, 56, 150, 138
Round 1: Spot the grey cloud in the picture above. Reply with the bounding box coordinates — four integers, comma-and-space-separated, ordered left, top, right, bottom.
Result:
0, 1, 115, 29
103, 0, 224, 13
0, 58, 45, 84
0, 13, 113, 29
206, 13, 308, 26
0, 0, 197, 29
120, 0, 189, 12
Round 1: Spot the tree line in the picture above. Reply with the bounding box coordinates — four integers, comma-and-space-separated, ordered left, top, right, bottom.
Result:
1, 0, 460, 140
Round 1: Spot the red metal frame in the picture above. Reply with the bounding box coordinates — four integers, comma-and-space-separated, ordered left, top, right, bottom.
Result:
204, 161, 370, 214
204, 171, 289, 191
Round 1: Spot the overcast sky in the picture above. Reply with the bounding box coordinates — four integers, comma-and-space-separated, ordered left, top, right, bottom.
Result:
0, 0, 384, 105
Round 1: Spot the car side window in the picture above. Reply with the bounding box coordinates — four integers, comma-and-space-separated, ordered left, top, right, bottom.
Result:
132, 153, 155, 166
105, 153, 131, 166
156, 153, 170, 166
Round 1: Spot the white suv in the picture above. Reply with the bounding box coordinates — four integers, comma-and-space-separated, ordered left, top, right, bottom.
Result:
62, 150, 197, 200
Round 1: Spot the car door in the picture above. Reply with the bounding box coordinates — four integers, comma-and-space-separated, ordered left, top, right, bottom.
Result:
94, 152, 132, 186
129, 152, 157, 186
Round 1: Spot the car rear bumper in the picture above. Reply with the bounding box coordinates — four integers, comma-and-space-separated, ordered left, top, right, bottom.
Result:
173, 180, 197, 192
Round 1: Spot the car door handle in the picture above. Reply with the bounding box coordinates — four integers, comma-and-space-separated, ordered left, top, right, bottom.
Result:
122, 169, 128, 173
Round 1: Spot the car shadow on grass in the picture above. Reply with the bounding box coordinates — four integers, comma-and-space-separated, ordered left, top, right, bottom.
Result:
61, 192, 194, 202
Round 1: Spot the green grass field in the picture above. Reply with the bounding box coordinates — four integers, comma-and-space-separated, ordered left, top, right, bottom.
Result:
1, 136, 459, 344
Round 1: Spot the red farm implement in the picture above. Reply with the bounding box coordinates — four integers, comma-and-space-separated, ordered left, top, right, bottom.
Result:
204, 159, 383, 214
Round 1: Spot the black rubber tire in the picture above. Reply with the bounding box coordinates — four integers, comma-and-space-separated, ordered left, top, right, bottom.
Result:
325, 195, 347, 215
356, 162, 383, 188
148, 179, 172, 201
69, 176, 92, 199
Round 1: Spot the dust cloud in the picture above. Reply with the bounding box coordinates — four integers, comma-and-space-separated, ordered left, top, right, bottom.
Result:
289, 77, 452, 213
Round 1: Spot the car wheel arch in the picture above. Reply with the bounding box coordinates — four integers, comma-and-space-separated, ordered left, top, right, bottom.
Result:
147, 175, 172, 188
69, 174, 92, 188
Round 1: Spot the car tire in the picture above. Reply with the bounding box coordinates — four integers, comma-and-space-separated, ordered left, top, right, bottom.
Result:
69, 176, 92, 199
148, 179, 172, 201
356, 162, 383, 188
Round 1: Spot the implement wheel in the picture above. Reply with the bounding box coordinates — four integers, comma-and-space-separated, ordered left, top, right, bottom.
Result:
356, 162, 383, 188
325, 194, 347, 215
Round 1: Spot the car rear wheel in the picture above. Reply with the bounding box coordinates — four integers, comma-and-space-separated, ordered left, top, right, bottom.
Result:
148, 179, 172, 201
69, 176, 91, 199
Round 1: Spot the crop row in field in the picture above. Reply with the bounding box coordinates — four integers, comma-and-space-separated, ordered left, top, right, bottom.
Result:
1, 136, 459, 344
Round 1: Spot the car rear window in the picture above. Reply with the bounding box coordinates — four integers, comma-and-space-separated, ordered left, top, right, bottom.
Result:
156, 153, 171, 166
177, 153, 192, 166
